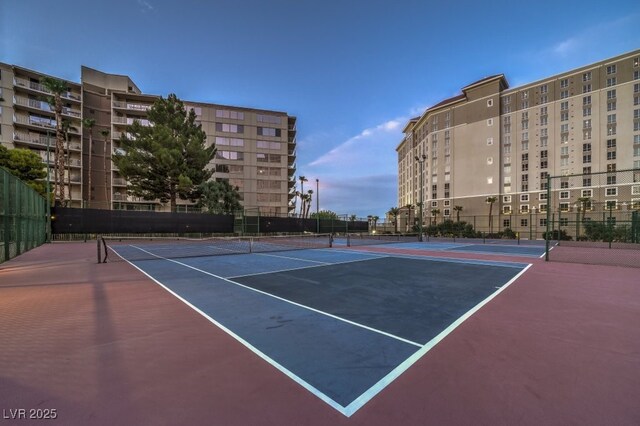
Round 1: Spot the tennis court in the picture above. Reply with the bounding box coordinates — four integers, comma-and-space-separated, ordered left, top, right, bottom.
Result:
2, 235, 639, 425
105, 238, 529, 415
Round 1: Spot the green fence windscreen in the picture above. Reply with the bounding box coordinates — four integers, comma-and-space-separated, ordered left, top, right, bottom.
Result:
0, 167, 47, 263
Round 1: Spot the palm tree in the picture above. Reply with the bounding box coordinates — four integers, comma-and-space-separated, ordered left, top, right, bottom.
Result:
404, 204, 414, 232
430, 208, 440, 226
61, 120, 77, 206
304, 189, 314, 218
388, 207, 400, 233
578, 196, 590, 223
453, 205, 463, 223
372, 215, 379, 231
349, 214, 357, 222
100, 129, 111, 208
82, 118, 96, 208
298, 175, 308, 216
294, 190, 301, 217
41, 76, 68, 204
486, 196, 497, 235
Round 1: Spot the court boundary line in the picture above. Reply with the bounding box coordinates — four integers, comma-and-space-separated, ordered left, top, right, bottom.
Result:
109, 245, 531, 417
341, 262, 533, 416
228, 252, 387, 279
110, 250, 350, 414
129, 245, 422, 349
328, 248, 528, 269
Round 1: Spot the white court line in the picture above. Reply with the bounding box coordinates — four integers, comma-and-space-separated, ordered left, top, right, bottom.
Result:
111, 244, 532, 417
329, 247, 527, 269
228, 254, 387, 279
254, 252, 330, 264
340, 263, 533, 416
130, 245, 421, 348
109, 248, 348, 414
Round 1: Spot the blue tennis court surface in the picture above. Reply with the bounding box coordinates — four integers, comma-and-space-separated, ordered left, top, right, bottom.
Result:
111, 245, 530, 416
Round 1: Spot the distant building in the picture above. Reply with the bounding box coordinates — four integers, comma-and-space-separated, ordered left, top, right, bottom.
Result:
0, 64, 296, 215
397, 49, 640, 237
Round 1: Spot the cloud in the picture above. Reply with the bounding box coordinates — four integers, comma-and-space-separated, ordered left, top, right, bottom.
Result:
552, 38, 577, 57
300, 114, 421, 218
137, 0, 154, 12
308, 118, 404, 172
531, 13, 639, 65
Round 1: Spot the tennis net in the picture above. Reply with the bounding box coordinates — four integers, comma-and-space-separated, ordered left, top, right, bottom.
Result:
99, 234, 333, 262
346, 233, 420, 247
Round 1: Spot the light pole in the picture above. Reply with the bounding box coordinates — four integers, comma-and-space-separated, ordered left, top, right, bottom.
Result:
315, 178, 319, 233
415, 154, 426, 241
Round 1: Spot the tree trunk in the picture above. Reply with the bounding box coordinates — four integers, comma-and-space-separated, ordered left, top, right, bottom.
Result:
65, 133, 70, 206
54, 96, 65, 204
87, 132, 93, 208
104, 136, 110, 208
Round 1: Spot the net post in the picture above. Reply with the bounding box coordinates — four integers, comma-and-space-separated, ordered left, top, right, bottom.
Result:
347, 234, 351, 247
249, 237, 253, 254
97, 235, 102, 264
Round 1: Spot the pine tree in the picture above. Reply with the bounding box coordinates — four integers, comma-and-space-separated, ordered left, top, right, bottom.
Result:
112, 94, 216, 211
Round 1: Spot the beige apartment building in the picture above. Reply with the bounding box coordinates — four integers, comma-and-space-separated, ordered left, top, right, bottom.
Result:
0, 63, 297, 215
397, 49, 640, 237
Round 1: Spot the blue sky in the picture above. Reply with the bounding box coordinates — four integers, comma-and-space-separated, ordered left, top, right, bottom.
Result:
1, 0, 639, 217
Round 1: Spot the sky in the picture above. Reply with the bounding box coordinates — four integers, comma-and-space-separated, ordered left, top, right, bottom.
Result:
1, 0, 639, 217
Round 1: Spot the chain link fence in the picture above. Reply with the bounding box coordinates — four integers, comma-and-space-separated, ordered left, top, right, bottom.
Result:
1, 167, 47, 263
545, 169, 640, 268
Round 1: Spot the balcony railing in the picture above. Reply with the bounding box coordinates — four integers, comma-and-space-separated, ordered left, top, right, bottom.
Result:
113, 193, 150, 202
14, 114, 55, 130
112, 116, 151, 126
13, 131, 54, 147
113, 178, 127, 186
113, 101, 152, 112
13, 77, 81, 101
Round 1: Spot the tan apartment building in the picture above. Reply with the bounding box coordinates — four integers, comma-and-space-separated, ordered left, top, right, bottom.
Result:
397, 49, 640, 237
0, 63, 297, 215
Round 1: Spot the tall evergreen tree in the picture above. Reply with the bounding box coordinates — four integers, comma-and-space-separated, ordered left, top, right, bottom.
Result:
197, 180, 242, 214
0, 146, 47, 196
112, 94, 216, 211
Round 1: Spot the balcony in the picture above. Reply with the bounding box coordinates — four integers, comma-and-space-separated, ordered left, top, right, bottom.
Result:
113, 193, 154, 203
112, 116, 151, 126
113, 178, 127, 186
13, 77, 81, 102
13, 131, 54, 148
113, 100, 152, 112
14, 114, 55, 131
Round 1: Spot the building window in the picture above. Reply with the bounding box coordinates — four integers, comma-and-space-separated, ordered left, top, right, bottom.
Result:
215, 123, 244, 133
257, 114, 282, 125
606, 64, 617, 74
216, 109, 244, 120
257, 127, 281, 137
216, 150, 244, 160
521, 218, 528, 227
559, 191, 570, 199
487, 99, 493, 107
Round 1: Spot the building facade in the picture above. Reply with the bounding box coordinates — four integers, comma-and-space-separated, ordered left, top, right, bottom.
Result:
0, 64, 296, 215
397, 49, 640, 237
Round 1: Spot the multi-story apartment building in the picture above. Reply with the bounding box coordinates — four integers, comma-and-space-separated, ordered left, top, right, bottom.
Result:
0, 63, 297, 215
397, 49, 640, 237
